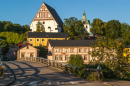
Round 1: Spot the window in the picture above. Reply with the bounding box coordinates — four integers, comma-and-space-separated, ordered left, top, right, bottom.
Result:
59, 56, 62, 60
21, 53, 25, 58
84, 49, 87, 52
55, 49, 58, 52
86, 25, 88, 28
48, 26, 51, 29
42, 39, 45, 41
59, 49, 62, 52
65, 56, 69, 60
93, 57, 95, 60
65, 49, 68, 52
37, 39, 39, 41
84, 55, 87, 60
70, 49, 74, 52
43, 21, 45, 24
30, 53, 34, 57
39, 43, 42, 46
79, 49, 82, 52
56, 38, 58, 40
30, 39, 33, 41
55, 28, 58, 30
48, 38, 51, 40
55, 56, 58, 60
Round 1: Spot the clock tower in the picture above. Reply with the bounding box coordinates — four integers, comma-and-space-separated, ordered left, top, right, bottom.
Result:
81, 12, 90, 35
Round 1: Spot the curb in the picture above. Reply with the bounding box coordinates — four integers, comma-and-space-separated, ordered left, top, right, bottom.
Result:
3, 63, 16, 86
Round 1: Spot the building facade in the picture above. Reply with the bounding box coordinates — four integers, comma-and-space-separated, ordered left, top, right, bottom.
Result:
30, 2, 63, 32
27, 32, 69, 46
17, 45, 39, 59
123, 44, 130, 63
47, 40, 96, 64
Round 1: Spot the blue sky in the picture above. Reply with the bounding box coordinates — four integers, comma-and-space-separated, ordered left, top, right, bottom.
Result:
0, 0, 130, 25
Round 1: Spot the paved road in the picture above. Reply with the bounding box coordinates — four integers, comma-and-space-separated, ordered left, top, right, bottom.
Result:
3, 61, 106, 86
3, 61, 130, 86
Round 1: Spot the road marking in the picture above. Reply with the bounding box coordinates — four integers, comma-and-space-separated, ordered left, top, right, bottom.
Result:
70, 81, 79, 84
48, 81, 51, 85
14, 82, 25, 85
57, 81, 60, 85
61, 82, 65, 84
29, 81, 37, 85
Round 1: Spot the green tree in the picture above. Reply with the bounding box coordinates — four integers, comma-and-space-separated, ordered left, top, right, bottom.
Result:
1, 40, 9, 56
68, 55, 84, 67
90, 18, 105, 37
105, 20, 122, 39
36, 21, 44, 32
63, 17, 88, 40
89, 37, 128, 78
121, 23, 130, 45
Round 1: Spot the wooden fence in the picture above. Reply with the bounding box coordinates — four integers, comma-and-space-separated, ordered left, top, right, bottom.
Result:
18, 57, 101, 80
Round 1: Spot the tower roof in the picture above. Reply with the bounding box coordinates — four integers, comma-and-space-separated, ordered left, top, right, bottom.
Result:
81, 11, 90, 24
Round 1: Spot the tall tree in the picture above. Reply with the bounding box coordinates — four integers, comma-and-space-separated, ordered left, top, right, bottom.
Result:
63, 17, 87, 40
89, 37, 128, 78
90, 18, 105, 37
121, 23, 130, 45
105, 20, 122, 39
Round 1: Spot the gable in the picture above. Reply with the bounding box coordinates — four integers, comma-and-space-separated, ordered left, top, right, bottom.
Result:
33, 3, 54, 21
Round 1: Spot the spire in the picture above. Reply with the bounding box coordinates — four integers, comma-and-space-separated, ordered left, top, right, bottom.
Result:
83, 11, 86, 16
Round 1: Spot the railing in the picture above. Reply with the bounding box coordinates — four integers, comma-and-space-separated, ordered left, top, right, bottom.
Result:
18, 57, 101, 80
18, 57, 79, 74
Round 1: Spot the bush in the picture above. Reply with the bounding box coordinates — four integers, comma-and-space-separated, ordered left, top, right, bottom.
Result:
68, 55, 84, 67
87, 72, 98, 81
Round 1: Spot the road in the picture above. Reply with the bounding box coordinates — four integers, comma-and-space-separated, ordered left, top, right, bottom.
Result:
4, 61, 107, 86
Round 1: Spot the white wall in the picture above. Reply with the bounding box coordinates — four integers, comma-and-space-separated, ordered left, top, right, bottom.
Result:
84, 24, 90, 33
30, 20, 62, 33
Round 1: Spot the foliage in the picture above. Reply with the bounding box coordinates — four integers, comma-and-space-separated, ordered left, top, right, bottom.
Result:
87, 72, 98, 81
63, 17, 88, 40
0, 32, 26, 45
0, 21, 29, 34
36, 21, 44, 32
105, 20, 122, 39
35, 46, 48, 58
1, 40, 9, 56
121, 23, 130, 45
68, 55, 84, 67
89, 37, 129, 79
90, 18, 106, 37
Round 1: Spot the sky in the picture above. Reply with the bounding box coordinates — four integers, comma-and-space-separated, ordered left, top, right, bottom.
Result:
0, 0, 130, 26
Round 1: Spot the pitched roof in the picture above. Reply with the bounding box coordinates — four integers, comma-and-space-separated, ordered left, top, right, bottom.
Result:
44, 3, 63, 28
48, 40, 96, 47
27, 32, 69, 38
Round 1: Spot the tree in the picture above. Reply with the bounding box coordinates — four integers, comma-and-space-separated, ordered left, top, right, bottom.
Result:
121, 23, 130, 45
105, 20, 122, 39
89, 37, 128, 78
90, 18, 105, 37
68, 55, 84, 67
63, 17, 88, 40
36, 21, 44, 32
1, 40, 9, 56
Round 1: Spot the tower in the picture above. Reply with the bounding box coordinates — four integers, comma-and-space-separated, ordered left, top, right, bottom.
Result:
81, 12, 90, 35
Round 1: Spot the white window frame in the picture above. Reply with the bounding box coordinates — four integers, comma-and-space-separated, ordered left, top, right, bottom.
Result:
65, 49, 68, 52
30, 39, 33, 41
55, 49, 58, 52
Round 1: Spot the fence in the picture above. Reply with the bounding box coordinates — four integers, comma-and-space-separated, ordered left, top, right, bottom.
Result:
18, 57, 101, 80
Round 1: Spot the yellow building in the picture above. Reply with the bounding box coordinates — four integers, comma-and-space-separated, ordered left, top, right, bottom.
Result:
27, 32, 69, 46
123, 44, 130, 63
